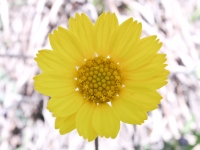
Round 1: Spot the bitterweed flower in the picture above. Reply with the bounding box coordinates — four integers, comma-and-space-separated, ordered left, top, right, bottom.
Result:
34, 12, 169, 141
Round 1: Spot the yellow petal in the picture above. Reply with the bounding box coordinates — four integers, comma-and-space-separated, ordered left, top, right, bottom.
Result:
125, 76, 168, 90
35, 50, 77, 74
123, 54, 169, 89
47, 92, 83, 117
76, 101, 98, 141
112, 88, 162, 124
120, 87, 161, 110
109, 18, 142, 62
69, 13, 94, 59
125, 65, 167, 80
34, 72, 76, 97
92, 103, 120, 138
134, 53, 166, 71
94, 12, 118, 56
120, 87, 162, 102
55, 113, 76, 134
112, 98, 147, 124
121, 36, 162, 70
49, 27, 84, 65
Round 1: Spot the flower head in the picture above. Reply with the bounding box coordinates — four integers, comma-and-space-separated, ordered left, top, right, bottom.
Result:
34, 12, 169, 141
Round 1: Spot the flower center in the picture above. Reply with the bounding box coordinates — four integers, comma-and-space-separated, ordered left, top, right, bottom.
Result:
77, 56, 123, 103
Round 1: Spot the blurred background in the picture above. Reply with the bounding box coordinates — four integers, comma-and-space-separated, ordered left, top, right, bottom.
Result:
0, 0, 200, 149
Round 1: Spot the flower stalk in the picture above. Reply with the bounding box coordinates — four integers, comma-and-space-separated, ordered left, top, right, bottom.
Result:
95, 137, 98, 150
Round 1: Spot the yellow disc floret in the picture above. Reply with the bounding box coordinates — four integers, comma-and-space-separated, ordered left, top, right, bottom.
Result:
77, 56, 123, 103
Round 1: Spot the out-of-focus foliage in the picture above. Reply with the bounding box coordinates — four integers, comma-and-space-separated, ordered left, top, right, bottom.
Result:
191, 7, 200, 21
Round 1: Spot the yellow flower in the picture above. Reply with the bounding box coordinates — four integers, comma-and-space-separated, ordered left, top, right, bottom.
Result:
34, 12, 169, 141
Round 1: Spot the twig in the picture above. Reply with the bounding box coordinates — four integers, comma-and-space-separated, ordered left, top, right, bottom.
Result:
0, 54, 33, 59
0, 94, 41, 115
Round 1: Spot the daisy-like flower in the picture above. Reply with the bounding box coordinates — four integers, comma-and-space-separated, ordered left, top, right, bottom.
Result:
34, 12, 169, 141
